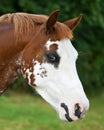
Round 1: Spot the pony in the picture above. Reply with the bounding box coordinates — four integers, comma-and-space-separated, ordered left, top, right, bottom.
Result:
0, 10, 89, 122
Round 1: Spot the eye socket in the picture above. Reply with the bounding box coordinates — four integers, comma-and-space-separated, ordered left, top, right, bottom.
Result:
47, 54, 56, 62
45, 52, 60, 64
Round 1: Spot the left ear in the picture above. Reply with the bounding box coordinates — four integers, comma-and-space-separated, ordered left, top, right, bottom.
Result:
64, 14, 83, 31
46, 10, 60, 31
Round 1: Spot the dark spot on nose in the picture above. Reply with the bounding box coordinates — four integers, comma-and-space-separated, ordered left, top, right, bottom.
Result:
61, 103, 73, 122
75, 103, 82, 118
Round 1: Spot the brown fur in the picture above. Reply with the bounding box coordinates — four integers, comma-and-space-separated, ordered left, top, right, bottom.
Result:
0, 13, 73, 41
0, 11, 81, 93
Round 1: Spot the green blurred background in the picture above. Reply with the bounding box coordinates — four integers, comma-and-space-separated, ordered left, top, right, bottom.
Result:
0, 0, 104, 93
0, 0, 104, 130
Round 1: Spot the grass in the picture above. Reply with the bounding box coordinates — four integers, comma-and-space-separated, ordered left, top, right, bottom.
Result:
0, 90, 104, 130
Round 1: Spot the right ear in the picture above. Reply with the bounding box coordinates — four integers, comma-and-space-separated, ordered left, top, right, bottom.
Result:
46, 10, 60, 31
64, 14, 83, 31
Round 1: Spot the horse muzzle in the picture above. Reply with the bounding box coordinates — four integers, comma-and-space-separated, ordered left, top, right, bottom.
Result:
59, 100, 89, 122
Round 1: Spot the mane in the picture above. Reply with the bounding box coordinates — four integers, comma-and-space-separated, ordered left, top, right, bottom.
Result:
0, 13, 73, 41
0, 13, 48, 40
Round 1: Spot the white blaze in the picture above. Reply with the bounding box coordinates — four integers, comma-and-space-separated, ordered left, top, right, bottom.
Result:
31, 38, 89, 121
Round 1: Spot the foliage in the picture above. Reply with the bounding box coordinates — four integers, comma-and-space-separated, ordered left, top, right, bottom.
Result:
0, 0, 104, 92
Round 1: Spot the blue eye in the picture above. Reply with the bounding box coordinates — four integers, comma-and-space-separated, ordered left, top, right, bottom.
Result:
48, 55, 56, 62
45, 52, 60, 67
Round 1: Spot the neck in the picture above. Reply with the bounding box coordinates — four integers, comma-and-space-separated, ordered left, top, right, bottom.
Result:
0, 24, 38, 71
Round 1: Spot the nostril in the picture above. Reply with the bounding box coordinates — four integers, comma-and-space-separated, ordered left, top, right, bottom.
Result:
75, 103, 82, 118
61, 103, 73, 122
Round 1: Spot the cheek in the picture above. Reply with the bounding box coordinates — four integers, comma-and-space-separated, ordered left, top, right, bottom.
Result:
34, 66, 47, 79
30, 61, 48, 86
22, 60, 48, 87
33, 61, 58, 87
22, 68, 36, 86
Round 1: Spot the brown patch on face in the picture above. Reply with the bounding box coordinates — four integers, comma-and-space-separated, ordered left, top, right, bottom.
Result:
30, 73, 36, 86
25, 72, 29, 83
49, 44, 58, 52
21, 31, 44, 83
29, 66, 34, 72
21, 18, 73, 85
44, 43, 60, 68
21, 60, 36, 86
44, 43, 58, 61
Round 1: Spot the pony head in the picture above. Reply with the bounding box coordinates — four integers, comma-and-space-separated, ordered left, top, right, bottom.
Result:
22, 10, 89, 122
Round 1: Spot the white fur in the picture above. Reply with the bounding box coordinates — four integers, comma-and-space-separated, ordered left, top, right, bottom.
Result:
25, 69, 32, 85
29, 38, 89, 121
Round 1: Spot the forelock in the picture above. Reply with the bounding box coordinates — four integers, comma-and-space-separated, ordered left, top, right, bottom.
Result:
48, 22, 73, 41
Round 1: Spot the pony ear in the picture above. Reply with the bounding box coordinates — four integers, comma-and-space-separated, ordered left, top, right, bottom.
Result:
64, 14, 83, 31
46, 10, 60, 31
